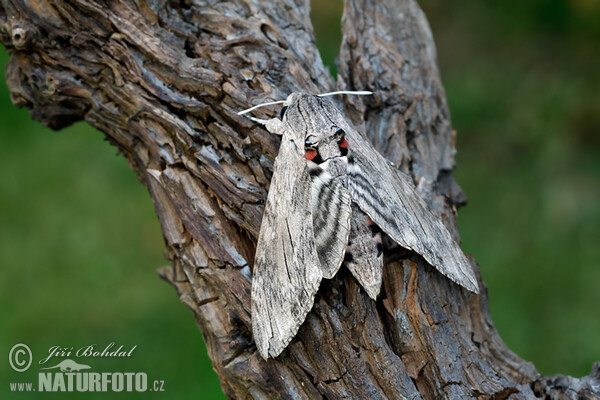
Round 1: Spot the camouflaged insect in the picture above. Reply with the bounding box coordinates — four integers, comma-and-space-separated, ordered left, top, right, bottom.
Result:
239, 92, 479, 359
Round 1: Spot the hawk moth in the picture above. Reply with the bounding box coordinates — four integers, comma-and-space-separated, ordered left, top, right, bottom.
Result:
239, 92, 479, 358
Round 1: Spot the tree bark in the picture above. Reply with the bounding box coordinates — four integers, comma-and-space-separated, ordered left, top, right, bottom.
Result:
1, 0, 598, 398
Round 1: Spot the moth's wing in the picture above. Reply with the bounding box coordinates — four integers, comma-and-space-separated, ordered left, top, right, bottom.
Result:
344, 204, 383, 299
344, 129, 479, 293
252, 136, 349, 358
308, 163, 352, 278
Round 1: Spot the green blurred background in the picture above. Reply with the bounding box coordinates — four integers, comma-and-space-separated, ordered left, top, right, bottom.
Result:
1, 0, 599, 397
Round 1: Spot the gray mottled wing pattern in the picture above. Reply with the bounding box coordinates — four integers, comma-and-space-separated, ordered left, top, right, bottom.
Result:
252, 133, 352, 359
252, 135, 322, 358
336, 120, 479, 293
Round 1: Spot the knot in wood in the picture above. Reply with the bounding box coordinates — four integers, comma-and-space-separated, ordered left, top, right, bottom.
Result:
10, 23, 34, 50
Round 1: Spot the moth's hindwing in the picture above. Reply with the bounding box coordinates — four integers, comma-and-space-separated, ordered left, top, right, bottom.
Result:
344, 203, 384, 299
252, 132, 351, 359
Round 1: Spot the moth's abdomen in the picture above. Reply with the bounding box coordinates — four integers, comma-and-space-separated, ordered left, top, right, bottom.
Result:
308, 164, 352, 279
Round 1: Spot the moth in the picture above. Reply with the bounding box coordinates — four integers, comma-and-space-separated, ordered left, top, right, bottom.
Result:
238, 91, 479, 359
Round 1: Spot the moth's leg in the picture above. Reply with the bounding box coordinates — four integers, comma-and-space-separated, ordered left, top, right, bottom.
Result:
366, 215, 383, 258
246, 117, 285, 135
344, 203, 384, 299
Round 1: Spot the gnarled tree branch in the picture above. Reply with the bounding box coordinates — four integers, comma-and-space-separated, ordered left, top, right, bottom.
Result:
1, 0, 598, 398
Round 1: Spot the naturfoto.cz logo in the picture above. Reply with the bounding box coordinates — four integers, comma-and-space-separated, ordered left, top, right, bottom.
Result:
8, 343, 165, 393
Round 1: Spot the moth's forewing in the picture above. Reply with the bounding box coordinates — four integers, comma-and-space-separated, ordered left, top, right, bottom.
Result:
319, 99, 480, 293
252, 134, 323, 358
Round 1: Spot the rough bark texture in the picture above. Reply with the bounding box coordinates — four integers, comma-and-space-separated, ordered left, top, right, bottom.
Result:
1, 0, 598, 398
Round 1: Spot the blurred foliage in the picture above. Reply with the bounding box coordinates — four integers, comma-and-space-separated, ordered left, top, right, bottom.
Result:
1, 0, 599, 398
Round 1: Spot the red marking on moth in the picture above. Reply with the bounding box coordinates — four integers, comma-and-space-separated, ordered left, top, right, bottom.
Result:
366, 216, 374, 225
338, 139, 349, 149
304, 150, 318, 160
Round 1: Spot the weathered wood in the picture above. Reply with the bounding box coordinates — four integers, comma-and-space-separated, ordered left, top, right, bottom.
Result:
1, 0, 598, 398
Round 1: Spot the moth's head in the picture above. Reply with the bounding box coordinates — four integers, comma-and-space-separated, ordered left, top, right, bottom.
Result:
280, 94, 349, 165
237, 90, 371, 151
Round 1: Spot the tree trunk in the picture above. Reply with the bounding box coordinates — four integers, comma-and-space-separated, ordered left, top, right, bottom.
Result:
1, 0, 598, 398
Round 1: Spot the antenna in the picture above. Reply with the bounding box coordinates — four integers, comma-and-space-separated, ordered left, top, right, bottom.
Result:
317, 90, 373, 98
236, 91, 372, 116
237, 100, 287, 116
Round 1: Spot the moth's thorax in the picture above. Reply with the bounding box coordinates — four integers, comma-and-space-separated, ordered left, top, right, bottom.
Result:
323, 157, 348, 182
316, 138, 343, 160
283, 94, 340, 140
